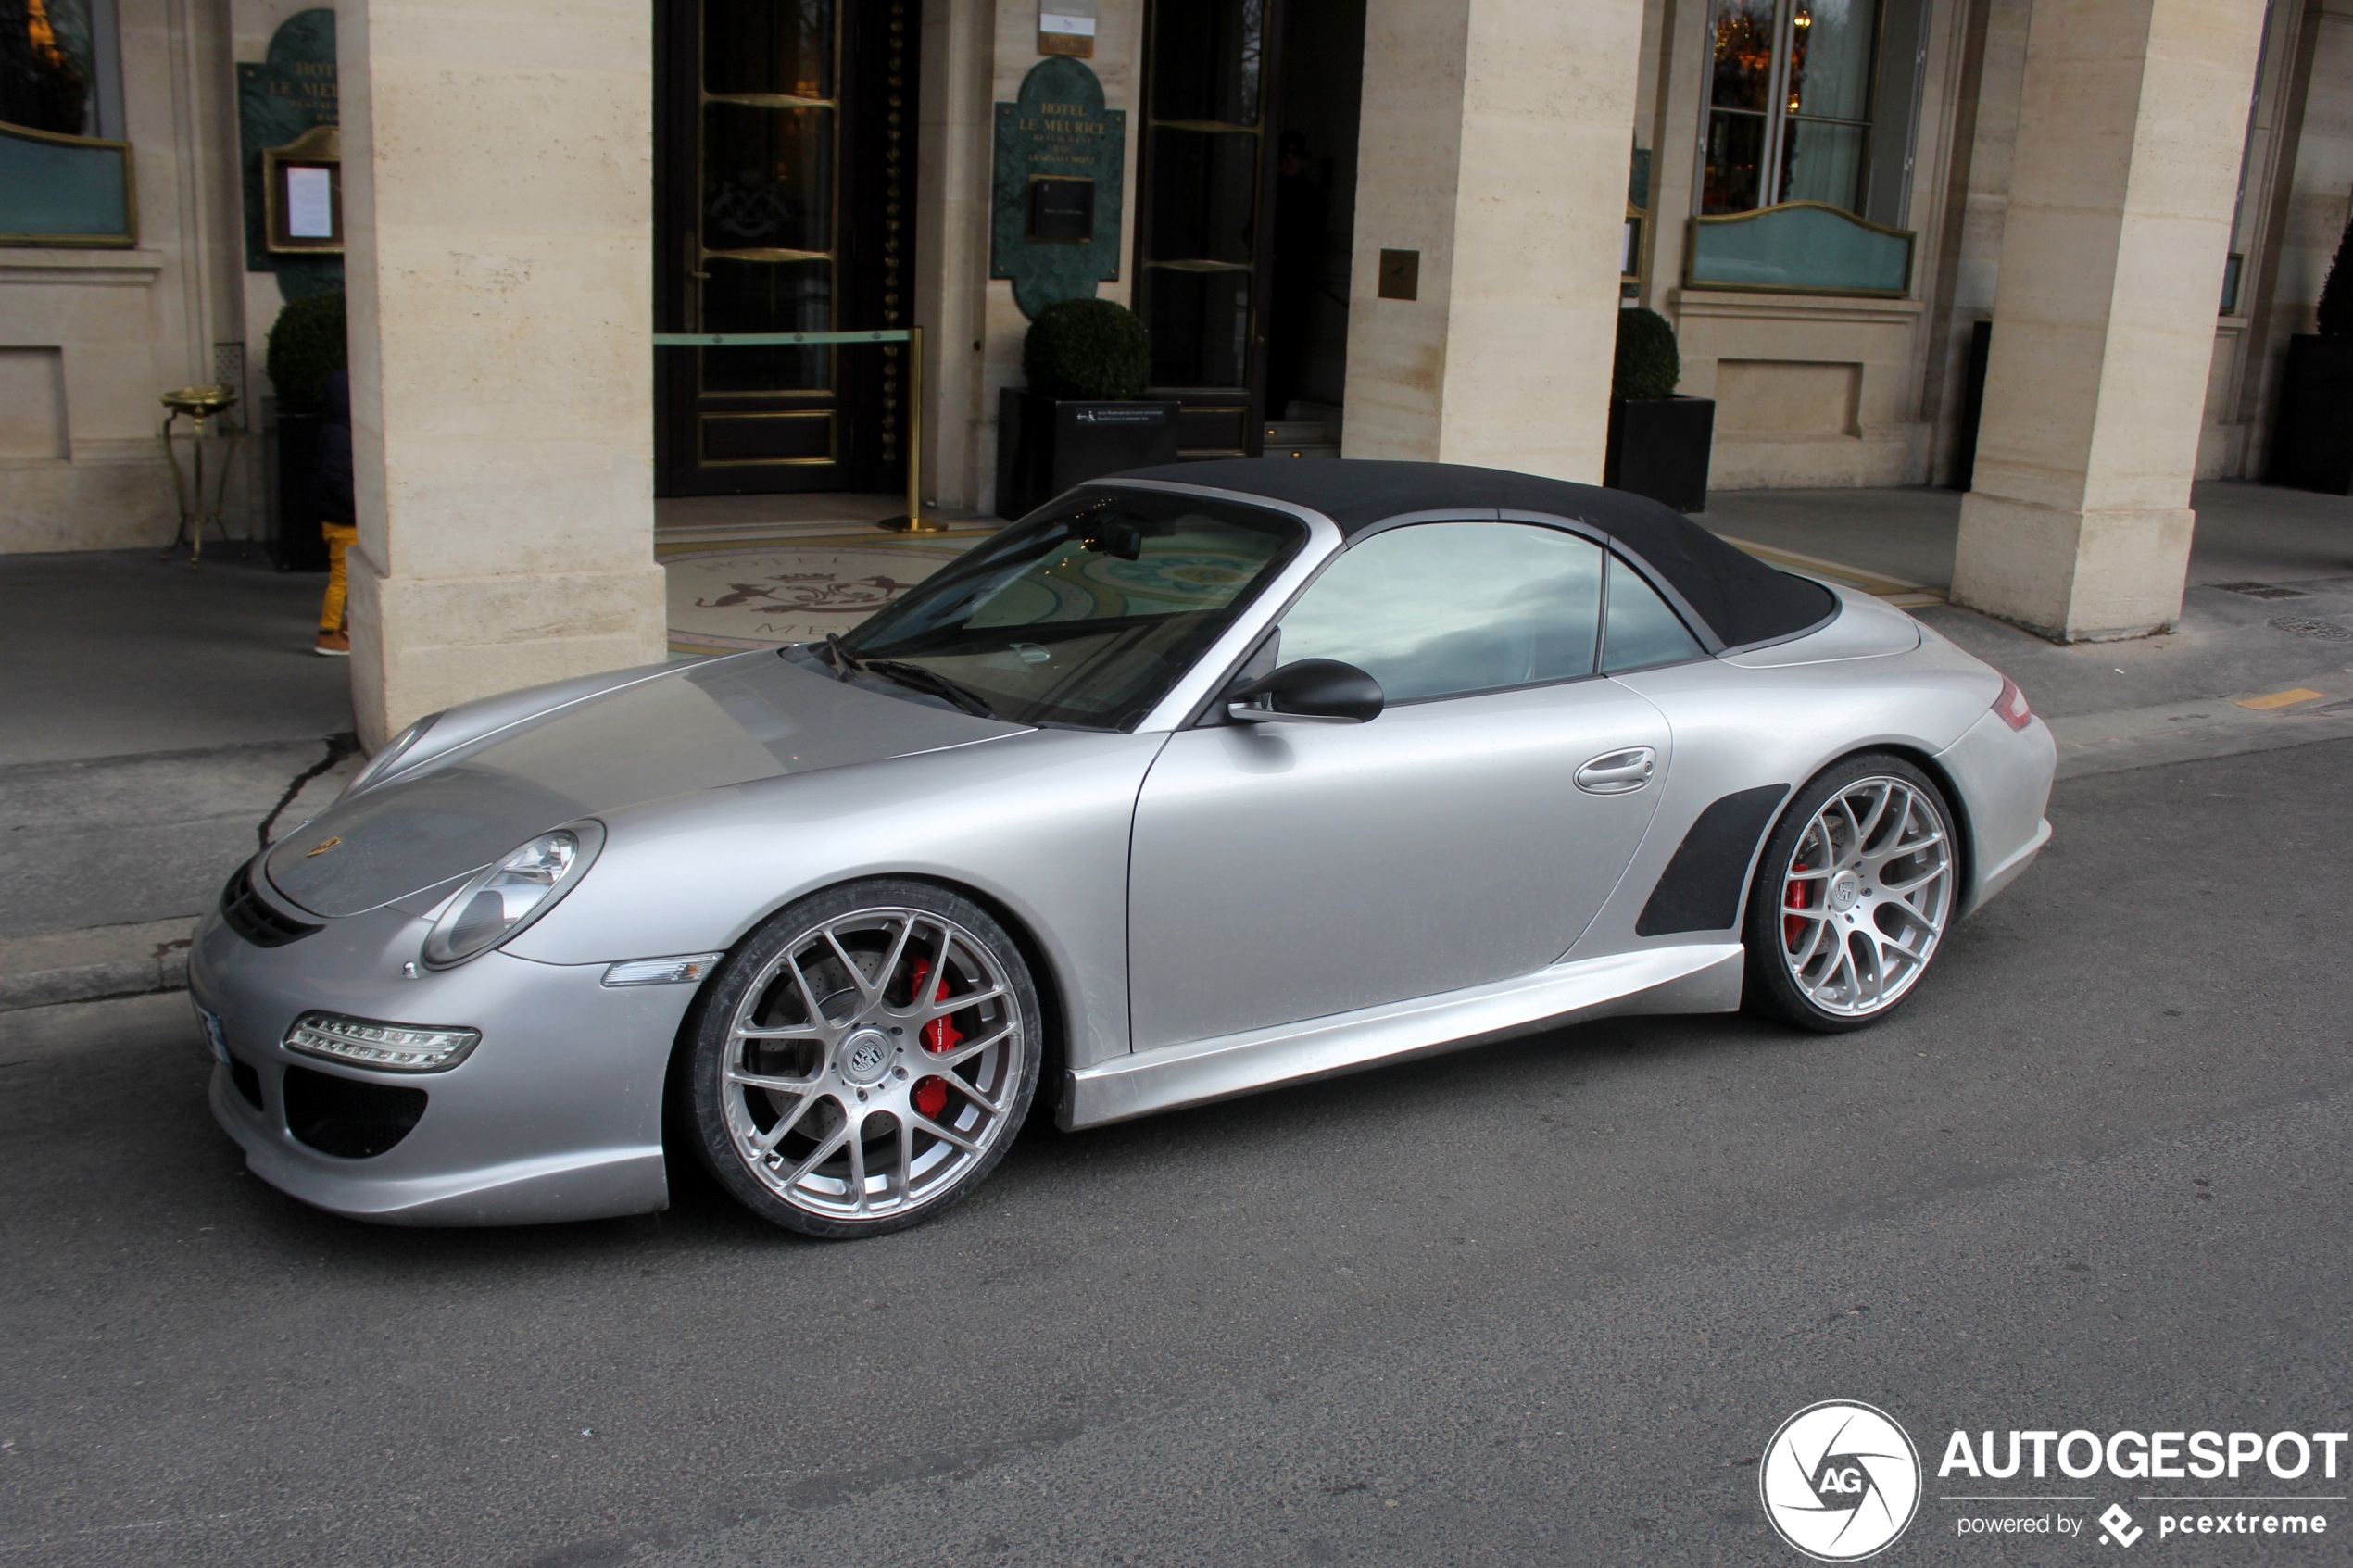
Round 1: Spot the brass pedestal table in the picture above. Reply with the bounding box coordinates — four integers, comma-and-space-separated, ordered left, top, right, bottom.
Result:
158, 384, 249, 567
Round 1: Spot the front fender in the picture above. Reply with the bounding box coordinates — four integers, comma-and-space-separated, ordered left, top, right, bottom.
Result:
501, 727, 1168, 1070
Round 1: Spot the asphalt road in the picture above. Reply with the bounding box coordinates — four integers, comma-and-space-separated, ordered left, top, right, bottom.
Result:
4, 738, 2350, 1568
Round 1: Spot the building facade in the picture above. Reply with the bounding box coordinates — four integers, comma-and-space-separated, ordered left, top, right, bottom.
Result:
2, 0, 2347, 738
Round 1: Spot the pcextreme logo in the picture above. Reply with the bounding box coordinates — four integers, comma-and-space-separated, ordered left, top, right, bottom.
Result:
1760, 1400, 1924, 1561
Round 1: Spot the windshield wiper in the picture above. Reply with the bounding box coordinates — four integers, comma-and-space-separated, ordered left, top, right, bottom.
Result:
861, 659, 999, 719
822, 633, 867, 682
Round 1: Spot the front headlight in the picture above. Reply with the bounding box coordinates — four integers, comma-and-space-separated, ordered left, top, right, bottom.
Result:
344, 712, 442, 797
421, 821, 604, 968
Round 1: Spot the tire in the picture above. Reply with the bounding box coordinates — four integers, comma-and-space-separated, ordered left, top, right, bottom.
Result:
683, 878, 1042, 1238
1743, 753, 1959, 1034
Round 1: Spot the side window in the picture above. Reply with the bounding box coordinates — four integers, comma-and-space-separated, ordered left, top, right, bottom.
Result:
1278, 522, 1604, 704
1602, 554, 1705, 672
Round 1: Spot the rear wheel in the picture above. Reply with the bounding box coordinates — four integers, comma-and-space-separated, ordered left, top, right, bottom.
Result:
1744, 755, 1957, 1033
684, 879, 1040, 1238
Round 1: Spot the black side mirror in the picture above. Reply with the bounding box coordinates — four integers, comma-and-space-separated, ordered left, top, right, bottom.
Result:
1226, 659, 1384, 726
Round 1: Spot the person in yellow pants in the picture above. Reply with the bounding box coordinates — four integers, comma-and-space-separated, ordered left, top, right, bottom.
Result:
316, 521, 357, 656
312, 368, 355, 657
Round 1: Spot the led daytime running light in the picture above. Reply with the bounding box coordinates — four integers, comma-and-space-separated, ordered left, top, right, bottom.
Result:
285, 1011, 480, 1073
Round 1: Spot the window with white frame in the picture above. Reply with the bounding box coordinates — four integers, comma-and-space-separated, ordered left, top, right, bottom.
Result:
1700, 0, 1926, 224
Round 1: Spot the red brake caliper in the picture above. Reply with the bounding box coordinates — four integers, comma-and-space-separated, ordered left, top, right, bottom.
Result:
906, 956, 962, 1122
1783, 861, 1812, 948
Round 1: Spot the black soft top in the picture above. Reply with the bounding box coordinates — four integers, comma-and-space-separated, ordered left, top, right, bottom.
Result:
1111, 458, 1836, 651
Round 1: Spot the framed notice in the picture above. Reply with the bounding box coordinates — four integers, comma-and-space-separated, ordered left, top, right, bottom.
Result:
262, 124, 343, 254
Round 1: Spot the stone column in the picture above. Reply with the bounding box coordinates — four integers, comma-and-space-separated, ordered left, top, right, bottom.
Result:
1950, 0, 2267, 641
1341, 0, 1643, 482
338, 0, 668, 746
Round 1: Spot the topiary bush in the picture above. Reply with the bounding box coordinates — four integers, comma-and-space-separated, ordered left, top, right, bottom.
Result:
266, 289, 347, 413
2318, 213, 2353, 338
1022, 296, 1150, 400
1612, 307, 1680, 401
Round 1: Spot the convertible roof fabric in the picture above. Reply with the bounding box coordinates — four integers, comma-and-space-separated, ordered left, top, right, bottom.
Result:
1113, 458, 1836, 650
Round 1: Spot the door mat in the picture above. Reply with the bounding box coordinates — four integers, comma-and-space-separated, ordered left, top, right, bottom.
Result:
662, 533, 983, 653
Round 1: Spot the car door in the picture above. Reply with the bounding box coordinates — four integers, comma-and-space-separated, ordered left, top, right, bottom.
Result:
1126, 520, 1691, 1052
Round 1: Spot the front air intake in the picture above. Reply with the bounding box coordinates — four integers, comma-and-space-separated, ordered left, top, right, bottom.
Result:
220, 861, 321, 948
282, 1065, 427, 1159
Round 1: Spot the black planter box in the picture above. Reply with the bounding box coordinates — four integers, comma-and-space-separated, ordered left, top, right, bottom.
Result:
996, 388, 1181, 521
271, 410, 328, 571
1604, 394, 1715, 514
2268, 334, 2353, 495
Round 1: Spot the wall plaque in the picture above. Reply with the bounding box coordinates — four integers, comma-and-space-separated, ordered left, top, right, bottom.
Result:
1038, 0, 1096, 56
236, 9, 342, 298
991, 57, 1125, 320
1378, 248, 1419, 301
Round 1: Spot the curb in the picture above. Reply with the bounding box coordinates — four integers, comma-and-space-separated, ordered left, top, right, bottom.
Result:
0, 918, 200, 1013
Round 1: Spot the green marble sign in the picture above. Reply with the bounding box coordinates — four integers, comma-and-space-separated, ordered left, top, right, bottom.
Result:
237, 9, 341, 298
991, 57, 1124, 320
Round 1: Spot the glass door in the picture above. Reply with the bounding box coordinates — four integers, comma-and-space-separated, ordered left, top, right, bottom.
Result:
1135, 0, 1281, 458
656, 0, 913, 495
1701, 0, 1880, 215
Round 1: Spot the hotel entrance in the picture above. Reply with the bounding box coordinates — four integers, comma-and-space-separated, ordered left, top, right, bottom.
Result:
653, 0, 916, 496
1133, 0, 1363, 459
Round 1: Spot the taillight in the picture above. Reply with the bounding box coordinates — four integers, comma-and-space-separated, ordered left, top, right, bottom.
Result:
1993, 676, 2032, 731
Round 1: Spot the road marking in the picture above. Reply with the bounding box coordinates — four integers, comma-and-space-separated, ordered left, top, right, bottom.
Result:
2236, 687, 2325, 710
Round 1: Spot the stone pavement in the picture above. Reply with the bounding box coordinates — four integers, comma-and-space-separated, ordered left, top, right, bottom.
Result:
4, 478, 2347, 1011
1702, 480, 2353, 774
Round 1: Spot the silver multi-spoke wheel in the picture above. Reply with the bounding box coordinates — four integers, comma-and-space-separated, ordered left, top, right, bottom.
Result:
1774, 772, 1954, 1020
693, 885, 1036, 1236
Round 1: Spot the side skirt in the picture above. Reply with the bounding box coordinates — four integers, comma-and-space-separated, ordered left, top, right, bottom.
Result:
1060, 942, 1745, 1130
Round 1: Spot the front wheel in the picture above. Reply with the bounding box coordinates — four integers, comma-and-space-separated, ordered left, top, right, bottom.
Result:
1743, 755, 1958, 1033
683, 879, 1041, 1238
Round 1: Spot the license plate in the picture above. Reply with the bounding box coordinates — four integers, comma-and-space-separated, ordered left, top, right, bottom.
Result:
198, 1008, 230, 1066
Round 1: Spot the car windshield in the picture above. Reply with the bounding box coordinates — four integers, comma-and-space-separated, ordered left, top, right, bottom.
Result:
835, 489, 1309, 729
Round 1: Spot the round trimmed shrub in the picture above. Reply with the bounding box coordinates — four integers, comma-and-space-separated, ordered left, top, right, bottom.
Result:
266, 290, 347, 413
1612, 307, 1680, 401
1022, 297, 1150, 400
2318, 213, 2352, 338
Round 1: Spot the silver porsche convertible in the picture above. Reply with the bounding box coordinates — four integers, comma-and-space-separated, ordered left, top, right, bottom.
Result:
191, 460, 2054, 1237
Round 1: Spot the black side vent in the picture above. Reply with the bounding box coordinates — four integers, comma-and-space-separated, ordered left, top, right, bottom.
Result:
1636, 784, 1792, 936
229, 1058, 264, 1110
283, 1065, 428, 1159
220, 862, 322, 948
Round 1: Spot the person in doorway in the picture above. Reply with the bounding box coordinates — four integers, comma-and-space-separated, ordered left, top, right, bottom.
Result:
1265, 130, 1328, 421
312, 368, 355, 657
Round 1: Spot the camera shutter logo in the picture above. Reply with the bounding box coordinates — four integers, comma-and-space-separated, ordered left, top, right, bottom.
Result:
1759, 1400, 1922, 1561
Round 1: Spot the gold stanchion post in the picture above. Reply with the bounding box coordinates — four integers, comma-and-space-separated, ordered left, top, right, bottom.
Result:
878, 325, 938, 532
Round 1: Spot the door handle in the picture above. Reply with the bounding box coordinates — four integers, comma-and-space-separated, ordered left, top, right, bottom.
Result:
1574, 746, 1656, 795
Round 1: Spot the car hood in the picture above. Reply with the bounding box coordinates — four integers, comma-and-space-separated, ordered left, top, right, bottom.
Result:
266, 652, 1025, 918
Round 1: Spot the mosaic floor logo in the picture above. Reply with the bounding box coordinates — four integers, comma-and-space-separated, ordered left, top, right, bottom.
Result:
1762, 1400, 1924, 1561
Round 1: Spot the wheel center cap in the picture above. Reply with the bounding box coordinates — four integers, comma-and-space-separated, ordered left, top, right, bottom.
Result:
839, 1028, 893, 1085
1827, 870, 1862, 912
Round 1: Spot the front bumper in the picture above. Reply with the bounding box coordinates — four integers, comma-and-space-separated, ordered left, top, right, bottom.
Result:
190, 882, 702, 1225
